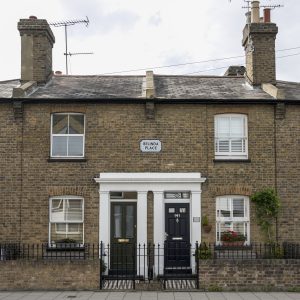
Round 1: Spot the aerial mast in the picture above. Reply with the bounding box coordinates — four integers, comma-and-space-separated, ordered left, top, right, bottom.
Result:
49, 17, 90, 75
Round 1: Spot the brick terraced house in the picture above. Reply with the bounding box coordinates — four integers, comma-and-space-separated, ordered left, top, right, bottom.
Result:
0, 2, 300, 285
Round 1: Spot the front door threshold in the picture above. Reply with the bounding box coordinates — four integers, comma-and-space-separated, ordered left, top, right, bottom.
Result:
163, 267, 193, 275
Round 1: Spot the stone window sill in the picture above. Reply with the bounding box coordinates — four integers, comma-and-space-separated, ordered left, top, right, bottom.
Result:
213, 159, 251, 163
48, 158, 87, 163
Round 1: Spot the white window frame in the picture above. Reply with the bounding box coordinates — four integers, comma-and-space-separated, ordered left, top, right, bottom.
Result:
49, 196, 84, 244
214, 114, 248, 160
216, 195, 250, 245
50, 113, 85, 158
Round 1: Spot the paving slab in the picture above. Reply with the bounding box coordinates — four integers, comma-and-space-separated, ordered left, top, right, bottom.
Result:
190, 292, 209, 300
106, 292, 126, 300
206, 292, 226, 300
1, 292, 30, 300
222, 292, 243, 300
88, 292, 110, 300
287, 294, 300, 300
141, 291, 157, 300
174, 292, 191, 300
0, 293, 13, 300
157, 292, 174, 300
123, 292, 141, 300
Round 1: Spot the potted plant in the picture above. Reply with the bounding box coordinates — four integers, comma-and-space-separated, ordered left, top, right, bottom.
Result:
197, 242, 213, 259
221, 230, 246, 247
202, 215, 212, 233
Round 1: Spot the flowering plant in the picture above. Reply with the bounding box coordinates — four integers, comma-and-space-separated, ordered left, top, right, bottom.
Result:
221, 230, 246, 242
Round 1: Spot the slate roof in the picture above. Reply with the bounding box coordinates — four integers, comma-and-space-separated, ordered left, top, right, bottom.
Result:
0, 80, 20, 98
0, 75, 300, 101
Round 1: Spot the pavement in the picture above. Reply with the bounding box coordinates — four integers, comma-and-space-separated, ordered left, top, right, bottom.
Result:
0, 292, 300, 300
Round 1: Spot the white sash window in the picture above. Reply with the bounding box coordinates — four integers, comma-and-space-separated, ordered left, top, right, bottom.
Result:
216, 196, 250, 244
215, 114, 248, 159
51, 113, 85, 158
49, 196, 84, 244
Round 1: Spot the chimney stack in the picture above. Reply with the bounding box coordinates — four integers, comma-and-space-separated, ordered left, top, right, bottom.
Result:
18, 16, 55, 84
242, 1, 278, 86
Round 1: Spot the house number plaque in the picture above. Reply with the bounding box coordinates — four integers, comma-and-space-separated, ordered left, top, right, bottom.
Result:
140, 140, 162, 153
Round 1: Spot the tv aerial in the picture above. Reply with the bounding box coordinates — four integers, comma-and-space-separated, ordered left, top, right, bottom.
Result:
229, 0, 283, 11
49, 17, 93, 75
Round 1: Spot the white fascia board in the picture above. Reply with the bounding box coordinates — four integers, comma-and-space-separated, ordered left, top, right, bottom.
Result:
94, 173, 206, 184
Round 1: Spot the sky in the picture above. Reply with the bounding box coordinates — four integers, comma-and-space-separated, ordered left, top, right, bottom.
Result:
0, 0, 299, 82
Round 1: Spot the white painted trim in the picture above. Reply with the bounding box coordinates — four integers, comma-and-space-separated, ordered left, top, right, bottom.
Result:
50, 113, 85, 158
48, 195, 84, 245
95, 172, 206, 277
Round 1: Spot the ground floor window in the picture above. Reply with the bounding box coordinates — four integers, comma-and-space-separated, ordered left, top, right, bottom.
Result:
49, 196, 84, 244
216, 196, 250, 244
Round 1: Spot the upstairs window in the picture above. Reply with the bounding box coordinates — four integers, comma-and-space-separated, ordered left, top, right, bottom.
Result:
51, 113, 85, 158
214, 114, 248, 159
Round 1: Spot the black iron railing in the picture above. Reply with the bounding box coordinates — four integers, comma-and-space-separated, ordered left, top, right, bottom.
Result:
1, 242, 299, 262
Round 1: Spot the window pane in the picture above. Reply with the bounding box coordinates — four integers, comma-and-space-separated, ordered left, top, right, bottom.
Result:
233, 198, 245, 217
217, 140, 230, 153
217, 117, 230, 138
217, 222, 232, 241
56, 223, 67, 233
126, 205, 134, 238
217, 198, 231, 217
233, 222, 246, 237
114, 205, 122, 238
66, 199, 83, 221
231, 139, 243, 152
68, 223, 80, 233
52, 114, 68, 134
51, 199, 64, 222
50, 223, 83, 244
231, 117, 244, 137
52, 199, 63, 211
69, 115, 84, 134
52, 136, 68, 156
68, 136, 84, 156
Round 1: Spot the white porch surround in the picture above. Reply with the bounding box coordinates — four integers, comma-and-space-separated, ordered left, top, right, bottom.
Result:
94, 172, 206, 276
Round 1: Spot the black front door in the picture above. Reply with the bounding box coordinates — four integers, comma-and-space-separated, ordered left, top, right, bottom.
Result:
110, 202, 137, 274
165, 203, 190, 270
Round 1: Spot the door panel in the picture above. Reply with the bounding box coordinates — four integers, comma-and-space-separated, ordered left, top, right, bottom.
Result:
110, 202, 137, 274
165, 203, 190, 269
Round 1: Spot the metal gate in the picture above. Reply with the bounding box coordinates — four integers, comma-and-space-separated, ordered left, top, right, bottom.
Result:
100, 242, 199, 290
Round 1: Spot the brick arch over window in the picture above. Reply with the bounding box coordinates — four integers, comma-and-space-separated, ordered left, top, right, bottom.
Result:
212, 185, 253, 197
46, 186, 87, 197
50, 105, 87, 114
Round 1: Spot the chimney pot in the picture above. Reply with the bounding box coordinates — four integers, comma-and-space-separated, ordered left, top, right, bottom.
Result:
251, 1, 260, 23
264, 8, 271, 23
245, 12, 251, 25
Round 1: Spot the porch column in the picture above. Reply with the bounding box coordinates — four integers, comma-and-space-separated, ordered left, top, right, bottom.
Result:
137, 191, 148, 278
191, 190, 201, 273
99, 191, 110, 247
153, 191, 164, 276
137, 191, 148, 245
